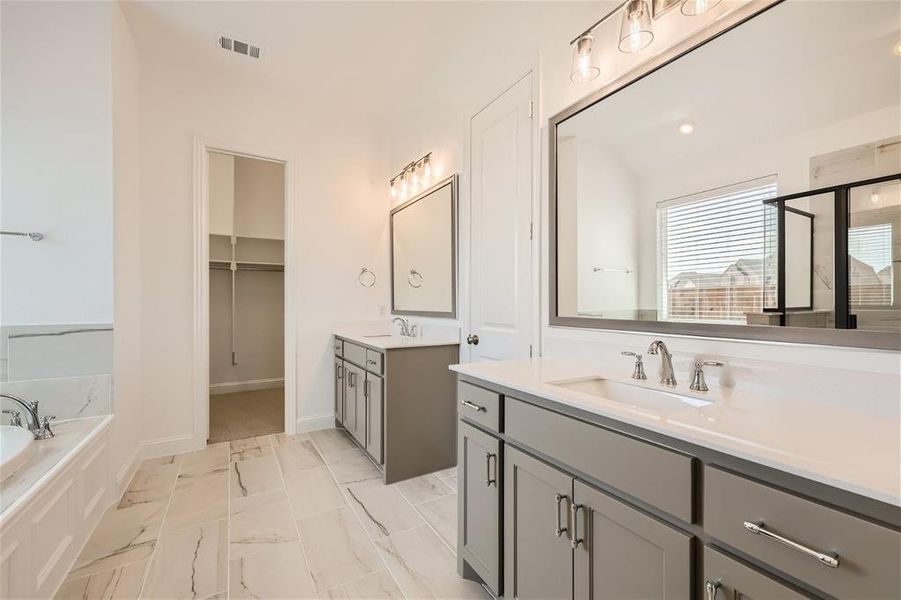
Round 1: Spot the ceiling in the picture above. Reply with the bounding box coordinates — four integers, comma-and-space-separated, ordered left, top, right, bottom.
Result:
121, 1, 609, 121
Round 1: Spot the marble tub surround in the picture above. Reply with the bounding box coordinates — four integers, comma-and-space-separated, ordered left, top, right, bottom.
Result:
0, 374, 111, 423
0, 415, 111, 517
451, 358, 901, 506
57, 428, 482, 600
1, 324, 113, 381
334, 320, 460, 350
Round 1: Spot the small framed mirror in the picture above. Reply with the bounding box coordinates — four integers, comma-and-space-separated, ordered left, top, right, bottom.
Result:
391, 175, 457, 318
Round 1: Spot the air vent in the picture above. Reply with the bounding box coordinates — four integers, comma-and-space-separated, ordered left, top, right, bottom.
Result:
217, 34, 262, 60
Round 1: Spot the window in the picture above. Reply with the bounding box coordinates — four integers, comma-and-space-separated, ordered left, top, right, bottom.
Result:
849, 223, 893, 306
658, 177, 778, 323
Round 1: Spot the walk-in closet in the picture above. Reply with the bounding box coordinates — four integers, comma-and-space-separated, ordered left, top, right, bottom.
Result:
208, 151, 285, 442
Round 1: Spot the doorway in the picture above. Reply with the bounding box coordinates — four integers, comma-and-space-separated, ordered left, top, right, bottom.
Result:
193, 139, 297, 448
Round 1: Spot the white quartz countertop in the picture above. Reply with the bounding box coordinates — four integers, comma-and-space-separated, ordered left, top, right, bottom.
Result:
0, 415, 112, 521
450, 358, 901, 507
335, 328, 460, 350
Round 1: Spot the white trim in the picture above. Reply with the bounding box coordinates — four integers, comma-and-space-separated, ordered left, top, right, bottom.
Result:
140, 433, 196, 461
193, 136, 298, 451
209, 377, 284, 395
114, 442, 143, 496
295, 413, 335, 434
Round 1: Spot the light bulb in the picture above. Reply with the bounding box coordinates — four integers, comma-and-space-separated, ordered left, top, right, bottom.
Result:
681, 0, 721, 16
678, 121, 694, 135
570, 33, 600, 83
618, 0, 653, 54
423, 156, 433, 180
411, 166, 420, 191
400, 174, 408, 197
894, 40, 901, 56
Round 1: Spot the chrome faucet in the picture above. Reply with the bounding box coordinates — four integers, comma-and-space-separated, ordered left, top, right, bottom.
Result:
391, 317, 418, 338
1, 393, 55, 439
647, 340, 677, 387
689, 360, 724, 392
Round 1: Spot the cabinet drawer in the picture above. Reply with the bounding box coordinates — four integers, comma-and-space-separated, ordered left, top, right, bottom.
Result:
343, 341, 367, 368
704, 466, 901, 599
703, 546, 807, 599
334, 338, 343, 357
505, 397, 693, 522
365, 349, 383, 374
458, 382, 501, 433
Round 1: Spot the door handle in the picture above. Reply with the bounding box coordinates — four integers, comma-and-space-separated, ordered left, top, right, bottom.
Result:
466, 334, 480, 345
570, 502, 583, 549
485, 453, 496, 486
704, 580, 721, 600
554, 494, 568, 537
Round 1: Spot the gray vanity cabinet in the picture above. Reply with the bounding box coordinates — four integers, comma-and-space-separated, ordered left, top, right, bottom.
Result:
459, 421, 501, 594
572, 480, 691, 600
503, 446, 574, 600
364, 372, 383, 464
334, 358, 345, 424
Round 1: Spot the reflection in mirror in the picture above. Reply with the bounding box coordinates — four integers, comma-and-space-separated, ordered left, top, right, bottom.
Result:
552, 0, 900, 346
391, 176, 456, 317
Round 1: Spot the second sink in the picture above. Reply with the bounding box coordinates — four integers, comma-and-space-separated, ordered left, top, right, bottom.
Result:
548, 376, 714, 416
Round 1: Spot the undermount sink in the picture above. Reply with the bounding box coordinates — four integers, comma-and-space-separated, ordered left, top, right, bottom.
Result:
548, 377, 714, 416
1, 425, 35, 481
361, 334, 393, 338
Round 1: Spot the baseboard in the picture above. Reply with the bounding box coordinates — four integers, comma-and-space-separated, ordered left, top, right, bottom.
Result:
140, 433, 196, 461
209, 377, 284, 395
114, 443, 143, 496
295, 413, 334, 434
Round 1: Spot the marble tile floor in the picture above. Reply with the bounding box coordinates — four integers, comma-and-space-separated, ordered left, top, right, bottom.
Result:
56, 428, 486, 599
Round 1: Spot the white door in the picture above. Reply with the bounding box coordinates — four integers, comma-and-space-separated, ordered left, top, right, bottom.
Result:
467, 74, 534, 361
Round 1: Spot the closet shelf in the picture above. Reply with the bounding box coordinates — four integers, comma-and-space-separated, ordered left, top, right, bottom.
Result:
209, 260, 284, 272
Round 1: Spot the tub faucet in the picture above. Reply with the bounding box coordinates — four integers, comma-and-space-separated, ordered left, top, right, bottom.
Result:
0, 393, 55, 439
647, 340, 677, 387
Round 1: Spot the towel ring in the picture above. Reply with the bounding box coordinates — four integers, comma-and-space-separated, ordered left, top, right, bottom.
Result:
407, 269, 423, 288
358, 267, 376, 288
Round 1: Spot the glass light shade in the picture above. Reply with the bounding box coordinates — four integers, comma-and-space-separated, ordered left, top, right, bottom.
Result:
618, 0, 654, 54
423, 156, 432, 180
570, 34, 600, 83
390, 180, 397, 198
681, 0, 722, 16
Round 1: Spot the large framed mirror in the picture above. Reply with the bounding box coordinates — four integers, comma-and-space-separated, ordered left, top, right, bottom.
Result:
549, 0, 900, 349
391, 175, 457, 318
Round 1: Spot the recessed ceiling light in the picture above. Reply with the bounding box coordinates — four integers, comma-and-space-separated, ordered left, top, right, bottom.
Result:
678, 122, 695, 135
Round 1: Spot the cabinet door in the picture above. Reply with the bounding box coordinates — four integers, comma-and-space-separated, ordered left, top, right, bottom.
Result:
334, 358, 345, 424
365, 373, 383, 464
459, 421, 501, 594
504, 446, 573, 600
350, 365, 367, 446
344, 364, 360, 439
573, 480, 691, 600
702, 546, 807, 600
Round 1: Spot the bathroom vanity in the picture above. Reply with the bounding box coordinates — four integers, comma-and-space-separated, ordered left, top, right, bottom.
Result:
334, 329, 459, 484
453, 359, 900, 600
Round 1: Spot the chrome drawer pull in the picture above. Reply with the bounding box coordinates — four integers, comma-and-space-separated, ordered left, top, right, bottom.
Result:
570, 502, 583, 549
554, 494, 568, 537
743, 521, 839, 568
704, 580, 720, 600
461, 399, 486, 412
485, 452, 497, 486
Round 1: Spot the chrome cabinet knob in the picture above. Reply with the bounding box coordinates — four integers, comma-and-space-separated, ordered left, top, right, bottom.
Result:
466, 334, 480, 345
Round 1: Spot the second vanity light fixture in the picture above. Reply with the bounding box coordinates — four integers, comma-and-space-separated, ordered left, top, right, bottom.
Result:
390, 152, 434, 201
571, 0, 722, 83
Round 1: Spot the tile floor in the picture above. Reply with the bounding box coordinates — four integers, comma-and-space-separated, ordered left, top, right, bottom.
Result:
56, 428, 488, 599
208, 388, 285, 443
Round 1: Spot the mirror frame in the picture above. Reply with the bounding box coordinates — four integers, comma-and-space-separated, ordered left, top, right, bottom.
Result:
548, 0, 900, 351
390, 174, 458, 319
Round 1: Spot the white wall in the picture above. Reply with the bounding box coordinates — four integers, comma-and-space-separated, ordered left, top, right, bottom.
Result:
111, 1, 144, 488
136, 57, 389, 444
0, 0, 113, 326
387, 0, 900, 404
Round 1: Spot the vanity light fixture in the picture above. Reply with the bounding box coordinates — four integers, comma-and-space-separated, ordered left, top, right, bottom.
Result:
389, 152, 434, 201
680, 0, 721, 16
571, 33, 601, 83
619, 0, 654, 53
